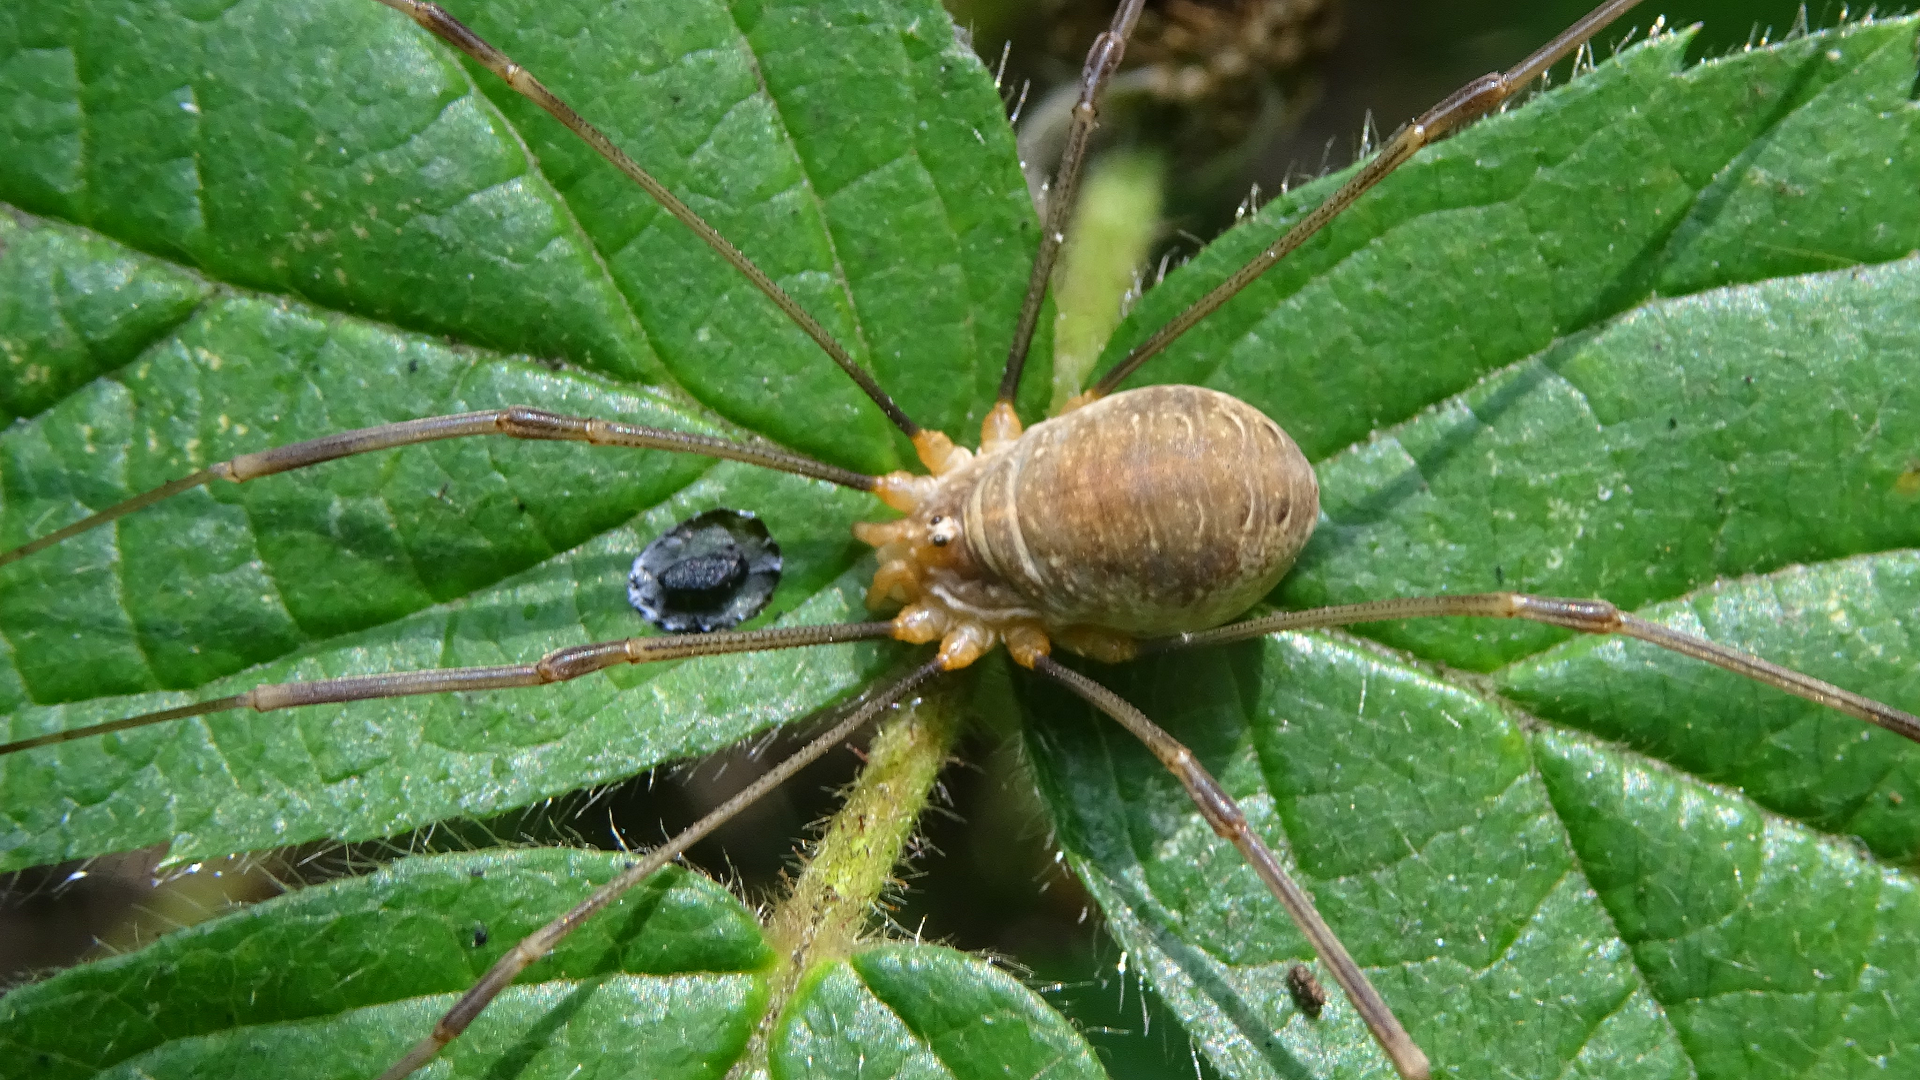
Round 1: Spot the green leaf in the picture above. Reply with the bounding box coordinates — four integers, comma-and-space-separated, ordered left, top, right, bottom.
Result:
0, 0, 1040, 866
0, 213, 208, 425
774, 947, 1110, 1080
1029, 15, 1920, 1080
2, 3, 1917, 1080
0, 848, 1097, 1079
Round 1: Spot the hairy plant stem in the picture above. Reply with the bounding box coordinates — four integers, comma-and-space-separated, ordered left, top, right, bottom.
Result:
729, 680, 962, 1078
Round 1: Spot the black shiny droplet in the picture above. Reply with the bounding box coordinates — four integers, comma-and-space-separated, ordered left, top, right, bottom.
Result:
629, 509, 782, 633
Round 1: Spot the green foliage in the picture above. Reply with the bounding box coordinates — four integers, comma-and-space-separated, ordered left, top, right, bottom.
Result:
2, 849, 1098, 1078
1, 1, 1916, 1078
1035, 15, 1920, 1078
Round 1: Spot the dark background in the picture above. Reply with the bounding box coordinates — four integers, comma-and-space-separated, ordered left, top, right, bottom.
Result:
954, 0, 1841, 247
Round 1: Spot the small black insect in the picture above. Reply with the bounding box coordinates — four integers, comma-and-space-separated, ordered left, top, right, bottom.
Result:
628, 509, 782, 633
1286, 963, 1327, 1020
469, 923, 490, 949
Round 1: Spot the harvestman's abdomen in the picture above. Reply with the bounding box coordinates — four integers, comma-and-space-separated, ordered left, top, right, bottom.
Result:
966, 385, 1319, 635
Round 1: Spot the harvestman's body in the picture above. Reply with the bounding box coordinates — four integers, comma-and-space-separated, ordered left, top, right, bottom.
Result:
2, 0, 1916, 1077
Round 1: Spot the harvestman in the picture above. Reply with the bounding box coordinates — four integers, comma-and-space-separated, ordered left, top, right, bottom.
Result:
3, 0, 1917, 1077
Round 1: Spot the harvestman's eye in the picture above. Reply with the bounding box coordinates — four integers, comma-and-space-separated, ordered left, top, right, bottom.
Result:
628, 509, 782, 633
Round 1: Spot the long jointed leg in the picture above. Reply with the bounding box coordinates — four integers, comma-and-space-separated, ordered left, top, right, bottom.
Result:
1086, 0, 1645, 397
1032, 655, 1433, 1080
374, 657, 947, 1080
369, 0, 923, 438
994, 0, 1146, 408
1154, 593, 1920, 743
0, 406, 873, 569
0, 622, 898, 757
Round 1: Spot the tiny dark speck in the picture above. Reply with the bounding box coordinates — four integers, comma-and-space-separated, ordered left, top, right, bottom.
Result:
1668, 417, 1678, 430
407, 359, 419, 374
1493, 565, 1504, 584
470, 922, 489, 948
1286, 964, 1326, 1019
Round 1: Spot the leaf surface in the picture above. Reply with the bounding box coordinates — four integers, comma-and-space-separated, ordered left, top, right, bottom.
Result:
0, 849, 1098, 1080
0, 0, 1038, 866
1030, 16, 1920, 1080
0, 3, 1915, 1080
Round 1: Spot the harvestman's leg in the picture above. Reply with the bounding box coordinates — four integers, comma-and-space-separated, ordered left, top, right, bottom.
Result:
1085, 0, 1645, 397
368, 0, 926, 438
0, 622, 899, 756
0, 406, 874, 568
1032, 655, 1433, 1080
1151, 593, 1920, 743
993, 0, 1147, 412
373, 657, 948, 1080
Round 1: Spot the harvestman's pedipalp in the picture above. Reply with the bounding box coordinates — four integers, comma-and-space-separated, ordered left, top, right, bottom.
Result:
3, 1, 1917, 1078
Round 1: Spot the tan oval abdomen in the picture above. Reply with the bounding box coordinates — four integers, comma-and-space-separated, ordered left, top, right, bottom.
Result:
963, 385, 1318, 636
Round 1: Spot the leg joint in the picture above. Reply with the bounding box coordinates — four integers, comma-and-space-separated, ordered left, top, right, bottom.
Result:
1514, 594, 1622, 633
500, 406, 585, 439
